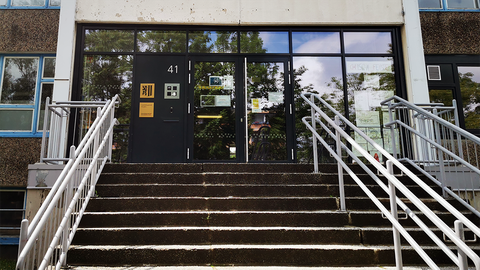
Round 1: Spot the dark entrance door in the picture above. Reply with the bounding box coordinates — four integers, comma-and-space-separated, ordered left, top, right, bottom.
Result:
188, 56, 294, 162
128, 55, 186, 162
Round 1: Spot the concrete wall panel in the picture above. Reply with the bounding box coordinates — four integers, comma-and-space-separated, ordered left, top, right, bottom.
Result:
0, 10, 59, 53
0, 138, 42, 187
421, 12, 480, 55
76, 0, 404, 26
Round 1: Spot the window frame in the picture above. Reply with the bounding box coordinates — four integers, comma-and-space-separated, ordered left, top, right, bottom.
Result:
0, 0, 60, 9
0, 189, 26, 230
0, 55, 55, 137
419, 0, 480, 11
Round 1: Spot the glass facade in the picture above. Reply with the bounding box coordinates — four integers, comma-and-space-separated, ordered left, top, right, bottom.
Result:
76, 27, 402, 162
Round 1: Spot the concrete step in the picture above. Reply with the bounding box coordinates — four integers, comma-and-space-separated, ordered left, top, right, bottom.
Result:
71, 226, 479, 246
94, 183, 442, 199
85, 197, 339, 212
67, 267, 459, 270
78, 210, 474, 228
98, 172, 430, 186
102, 163, 418, 174
66, 244, 471, 266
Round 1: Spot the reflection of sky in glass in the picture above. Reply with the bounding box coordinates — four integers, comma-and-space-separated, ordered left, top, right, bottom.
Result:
0, 0, 7, 6
344, 32, 392, 54
418, 0, 442, 8
258, 32, 289, 53
458, 66, 480, 82
292, 32, 341, 54
447, 0, 478, 8
12, 0, 45, 6
293, 57, 343, 96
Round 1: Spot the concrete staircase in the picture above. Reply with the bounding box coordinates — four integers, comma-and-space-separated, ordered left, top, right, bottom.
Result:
67, 163, 480, 267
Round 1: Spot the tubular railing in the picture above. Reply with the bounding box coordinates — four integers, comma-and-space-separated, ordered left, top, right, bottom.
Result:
40, 98, 113, 164
16, 95, 120, 270
381, 96, 480, 218
301, 92, 480, 270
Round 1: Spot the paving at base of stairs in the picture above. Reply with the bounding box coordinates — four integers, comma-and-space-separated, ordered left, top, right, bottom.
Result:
68, 267, 474, 270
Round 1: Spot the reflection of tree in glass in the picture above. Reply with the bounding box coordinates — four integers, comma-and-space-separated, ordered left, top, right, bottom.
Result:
1, 58, 38, 104
248, 62, 287, 160
194, 62, 236, 160
459, 72, 480, 129
137, 31, 186, 53
84, 30, 134, 52
82, 55, 133, 163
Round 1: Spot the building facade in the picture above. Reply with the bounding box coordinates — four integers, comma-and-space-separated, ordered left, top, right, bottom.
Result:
0, 0, 478, 260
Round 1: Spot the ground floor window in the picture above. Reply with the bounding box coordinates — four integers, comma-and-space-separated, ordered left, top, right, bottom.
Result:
425, 55, 480, 136
0, 55, 55, 137
74, 25, 405, 163
0, 189, 25, 228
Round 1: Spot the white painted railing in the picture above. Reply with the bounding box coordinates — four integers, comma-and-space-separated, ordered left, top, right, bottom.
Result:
16, 95, 120, 270
381, 96, 480, 218
302, 92, 480, 270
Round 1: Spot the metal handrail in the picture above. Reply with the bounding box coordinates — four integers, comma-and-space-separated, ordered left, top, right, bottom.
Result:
16, 95, 120, 270
381, 96, 480, 219
301, 92, 480, 270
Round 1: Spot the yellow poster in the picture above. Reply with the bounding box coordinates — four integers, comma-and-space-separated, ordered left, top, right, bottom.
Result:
139, 102, 154, 118
140, 83, 155, 98
252, 98, 261, 113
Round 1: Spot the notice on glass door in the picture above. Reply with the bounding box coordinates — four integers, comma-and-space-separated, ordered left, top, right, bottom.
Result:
252, 99, 261, 113
139, 102, 154, 118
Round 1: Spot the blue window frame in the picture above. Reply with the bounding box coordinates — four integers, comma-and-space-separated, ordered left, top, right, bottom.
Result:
419, 0, 480, 11
0, 0, 60, 9
0, 55, 55, 137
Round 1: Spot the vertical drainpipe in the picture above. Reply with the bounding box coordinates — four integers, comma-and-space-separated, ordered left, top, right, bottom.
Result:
401, 0, 430, 104
51, 0, 77, 159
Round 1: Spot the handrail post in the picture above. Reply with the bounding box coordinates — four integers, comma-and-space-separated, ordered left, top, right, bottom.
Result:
311, 95, 318, 173
61, 146, 75, 267
335, 115, 346, 211
455, 220, 468, 270
17, 219, 29, 268
40, 97, 50, 163
452, 100, 464, 161
388, 101, 398, 159
387, 160, 403, 269
108, 106, 114, 161
433, 108, 448, 198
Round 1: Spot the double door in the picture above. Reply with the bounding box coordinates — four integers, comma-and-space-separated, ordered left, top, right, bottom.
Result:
129, 55, 294, 163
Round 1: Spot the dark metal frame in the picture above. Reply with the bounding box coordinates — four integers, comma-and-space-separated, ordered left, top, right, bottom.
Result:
71, 24, 407, 163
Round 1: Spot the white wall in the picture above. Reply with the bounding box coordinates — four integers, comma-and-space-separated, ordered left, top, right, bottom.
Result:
76, 0, 404, 25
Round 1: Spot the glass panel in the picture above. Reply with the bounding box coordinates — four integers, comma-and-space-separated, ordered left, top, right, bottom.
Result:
247, 62, 287, 161
419, 0, 442, 8
0, 110, 33, 131
12, 0, 45, 6
82, 55, 133, 162
84, 29, 135, 52
429, 89, 454, 106
458, 66, 480, 129
188, 31, 237, 53
1, 57, 38, 104
193, 62, 236, 160
0, 0, 7, 6
344, 32, 392, 54
37, 83, 53, 131
346, 57, 396, 157
241, 32, 289, 54
293, 57, 343, 163
292, 32, 341, 54
43, 57, 55, 78
49, 0, 60, 6
447, 0, 478, 8
137, 31, 186, 53
0, 191, 24, 228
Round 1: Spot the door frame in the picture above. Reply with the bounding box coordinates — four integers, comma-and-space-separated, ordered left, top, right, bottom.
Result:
188, 55, 295, 163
